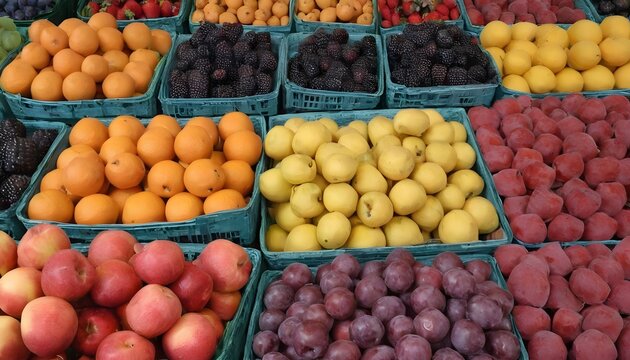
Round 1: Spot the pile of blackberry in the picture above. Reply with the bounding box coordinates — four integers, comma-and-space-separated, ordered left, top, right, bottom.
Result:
0, 118, 57, 209
387, 23, 497, 88
287, 28, 379, 93
168, 23, 278, 99
591, 0, 629, 16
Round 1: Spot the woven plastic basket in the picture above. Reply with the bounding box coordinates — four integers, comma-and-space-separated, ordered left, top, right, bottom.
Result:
16, 116, 265, 245
260, 108, 512, 270
378, 10, 464, 36
293, 0, 377, 33
189, 0, 295, 34
495, 85, 630, 100
159, 33, 285, 117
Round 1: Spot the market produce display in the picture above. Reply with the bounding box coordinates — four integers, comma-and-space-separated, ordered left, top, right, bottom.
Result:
191, 0, 290, 26
494, 239, 630, 360
295, 0, 374, 25
590, 0, 630, 17
462, 0, 588, 25
0, 14, 172, 101
81, 0, 182, 19
0, 0, 56, 20
0, 224, 254, 359
26, 112, 261, 225
386, 23, 498, 87
480, 18, 630, 93
251, 250, 521, 359
168, 23, 278, 98
378, 0, 460, 28
469, 94, 630, 244
261, 108, 501, 252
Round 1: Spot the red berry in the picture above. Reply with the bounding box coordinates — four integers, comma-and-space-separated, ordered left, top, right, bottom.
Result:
391, 12, 401, 25
450, 7, 460, 19
442, 0, 457, 9
382, 19, 392, 28
386, 0, 399, 9
381, 6, 392, 20
408, 12, 422, 24
401, 1, 414, 15
436, 4, 449, 16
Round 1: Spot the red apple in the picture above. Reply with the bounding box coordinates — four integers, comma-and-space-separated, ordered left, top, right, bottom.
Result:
95, 331, 155, 360
29, 353, 67, 360
195, 239, 252, 292
207, 291, 241, 321
21, 296, 78, 357
162, 313, 218, 360
0, 231, 17, 276
0, 315, 29, 360
87, 231, 138, 266
116, 304, 132, 331
129, 240, 185, 285
17, 224, 70, 270
73, 308, 119, 356
0, 267, 43, 318
41, 249, 96, 302
198, 308, 224, 341
126, 284, 182, 338
169, 262, 213, 312
91, 259, 142, 308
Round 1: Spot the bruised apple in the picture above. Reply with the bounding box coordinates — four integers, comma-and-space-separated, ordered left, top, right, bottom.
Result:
195, 239, 252, 292
0, 231, 17, 276
0, 315, 29, 360
129, 240, 185, 285
0, 267, 43, 318
95, 331, 155, 360
21, 296, 78, 357
169, 262, 213, 312
125, 284, 182, 338
91, 260, 142, 308
17, 224, 70, 269
87, 231, 138, 266
41, 249, 96, 302
73, 307, 119, 356
162, 313, 218, 360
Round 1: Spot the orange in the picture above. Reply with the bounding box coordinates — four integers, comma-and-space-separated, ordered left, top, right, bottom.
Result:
122, 191, 166, 224
148, 114, 181, 137
53, 48, 85, 78
203, 189, 246, 214
28, 19, 54, 44
219, 11, 238, 23
210, 151, 226, 165
222, 130, 262, 166
122, 23, 152, 51
129, 49, 160, 71
147, 160, 185, 198
39, 25, 69, 56
165, 192, 204, 222
237, 6, 255, 24
62, 71, 96, 100
28, 189, 74, 222
58, 18, 85, 37
69, 117, 109, 152
20, 42, 50, 70
150, 29, 172, 56
218, 112, 254, 140
99, 136, 137, 163
40, 66, 54, 72
102, 72, 135, 99
0, 59, 37, 96
109, 186, 142, 215
88, 12, 117, 31
97, 27, 124, 53
186, 116, 219, 147
62, 152, 105, 197
68, 24, 100, 56
99, 177, 111, 194
174, 125, 213, 164
136, 127, 175, 166
105, 152, 145, 190
81, 54, 110, 82
56, 144, 97, 169
40, 168, 64, 192
221, 160, 254, 195
103, 50, 129, 73
183, 158, 226, 198
123, 61, 152, 93
271, 1, 288, 17
30, 71, 63, 101
74, 194, 119, 224
108, 115, 145, 143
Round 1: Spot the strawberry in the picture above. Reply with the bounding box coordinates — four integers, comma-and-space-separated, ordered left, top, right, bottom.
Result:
386, 0, 398, 9
110, 0, 122, 6
382, 19, 392, 28
449, 7, 459, 19
391, 12, 401, 26
84, 1, 100, 15
123, 0, 144, 18
435, 4, 449, 16
380, 6, 391, 20
377, 0, 386, 10
442, 0, 456, 8
172, 2, 180, 15
401, 1, 414, 16
104, 4, 120, 16
424, 11, 441, 20
116, 7, 127, 19
142, 0, 161, 18
407, 12, 422, 24
160, 0, 173, 17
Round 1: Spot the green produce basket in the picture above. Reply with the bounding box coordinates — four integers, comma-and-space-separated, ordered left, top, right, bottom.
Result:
76, 0, 191, 34
382, 31, 500, 108
0, 42, 171, 122
159, 33, 285, 117
15, 0, 73, 37
244, 254, 527, 360
293, 0, 377, 33
494, 85, 630, 100
261, 108, 512, 269
580, 0, 613, 22
15, 115, 266, 245
0, 120, 69, 239
378, 10, 464, 36
457, 0, 598, 34
189, 0, 295, 34
283, 32, 384, 112
73, 243, 263, 360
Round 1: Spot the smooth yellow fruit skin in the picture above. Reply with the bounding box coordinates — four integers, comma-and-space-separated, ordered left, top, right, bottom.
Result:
503, 74, 530, 93
568, 41, 601, 71
567, 19, 603, 45
536, 25, 569, 48
554, 67, 584, 93
614, 63, 630, 89
599, 37, 630, 67
582, 65, 615, 91
480, 21, 512, 49
503, 49, 532, 76
600, 15, 630, 39
511, 22, 538, 41
523, 65, 556, 94
505, 40, 537, 60
533, 45, 567, 74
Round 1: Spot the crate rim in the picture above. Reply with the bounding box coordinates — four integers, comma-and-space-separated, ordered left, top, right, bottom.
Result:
188, 0, 296, 33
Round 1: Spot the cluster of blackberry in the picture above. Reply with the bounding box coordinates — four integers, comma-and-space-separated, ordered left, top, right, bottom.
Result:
387, 22, 497, 88
592, 0, 629, 16
288, 28, 379, 93
168, 23, 277, 99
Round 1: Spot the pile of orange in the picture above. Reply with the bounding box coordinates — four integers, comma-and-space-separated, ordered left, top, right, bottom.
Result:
296, 0, 373, 24
191, 0, 290, 26
27, 112, 262, 225
0, 13, 172, 101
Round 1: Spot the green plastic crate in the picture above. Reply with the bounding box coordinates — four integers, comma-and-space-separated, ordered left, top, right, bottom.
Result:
76, 0, 191, 33
243, 254, 527, 360
293, 0, 377, 33
159, 33, 285, 117
73, 243, 262, 360
382, 31, 500, 108
495, 85, 630, 100
260, 108, 512, 270
580, 0, 610, 22
283, 32, 384, 112
15, 0, 73, 37
189, 0, 295, 34
15, 116, 266, 245
378, 11, 464, 36
0, 120, 69, 239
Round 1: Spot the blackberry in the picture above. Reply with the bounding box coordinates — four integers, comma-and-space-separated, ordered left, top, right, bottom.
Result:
219, 23, 243, 44
324, 76, 343, 91
352, 66, 368, 83
30, 129, 57, 154
326, 42, 342, 59
238, 64, 256, 78
175, 41, 193, 59
211, 84, 235, 98
391, 68, 407, 84
0, 119, 25, 142
317, 48, 328, 58
204, 27, 222, 47
258, 50, 278, 73
256, 72, 273, 94
242, 51, 258, 67
331, 28, 349, 44
360, 36, 377, 56
241, 31, 257, 47
214, 41, 234, 70
389, 37, 414, 59
289, 70, 309, 88
446, 67, 469, 86
400, 52, 416, 68
436, 30, 454, 49
233, 41, 251, 63
310, 76, 326, 90
362, 73, 378, 93
299, 42, 318, 55
236, 76, 257, 97
1, 137, 39, 175
256, 32, 271, 45
453, 52, 468, 67
187, 69, 210, 98
313, 28, 330, 48
417, 41, 437, 60
178, 46, 198, 68
192, 58, 213, 73
302, 57, 320, 78
0, 175, 29, 209
353, 56, 377, 73
414, 21, 440, 38
404, 30, 432, 47
256, 42, 272, 51
431, 64, 448, 86
191, 22, 215, 47
341, 81, 357, 92
468, 65, 487, 83
328, 61, 349, 79
598, 1, 615, 13
404, 67, 423, 87
319, 56, 333, 72
436, 48, 456, 66
169, 72, 189, 98
342, 45, 359, 64
175, 59, 190, 71
196, 44, 211, 59
288, 58, 300, 74
212, 68, 228, 82
410, 61, 432, 87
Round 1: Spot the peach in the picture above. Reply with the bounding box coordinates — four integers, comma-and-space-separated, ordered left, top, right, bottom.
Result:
195, 239, 252, 292
564, 187, 601, 220
536, 242, 573, 276
602, 95, 629, 111
17, 224, 70, 270
522, 161, 556, 190
503, 195, 529, 221
87, 230, 138, 266
549, 108, 568, 121
561, 94, 587, 116
169, 262, 213, 312
532, 134, 562, 165
0, 315, 29, 360
577, 99, 607, 124
547, 275, 584, 312
126, 284, 182, 338
512, 305, 550, 340
0, 231, 17, 276
528, 330, 568, 360
21, 296, 78, 357
198, 308, 224, 341
584, 157, 620, 187
91, 259, 142, 308
162, 313, 218, 360
612, 236, 630, 277
547, 213, 584, 242
586, 120, 613, 145
557, 116, 586, 139
589, 256, 624, 288
570, 329, 618, 360
500, 113, 532, 138
506, 128, 535, 152
552, 308, 583, 342
0, 267, 43, 318
599, 139, 627, 160
41, 249, 96, 302
493, 169, 526, 197
564, 245, 592, 269
482, 145, 514, 173
526, 188, 563, 221
511, 214, 547, 244
532, 114, 559, 137
468, 106, 500, 130
95, 331, 155, 360
129, 240, 185, 285
613, 120, 630, 147
494, 244, 527, 277
583, 212, 618, 241
492, 98, 522, 118
615, 210, 630, 238
553, 152, 584, 183
540, 96, 562, 116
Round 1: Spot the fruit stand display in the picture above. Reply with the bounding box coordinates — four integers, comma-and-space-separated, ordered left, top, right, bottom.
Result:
577, 0, 630, 21
378, 0, 463, 33
5, 0, 74, 37
293, 0, 378, 34
189, 0, 295, 34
